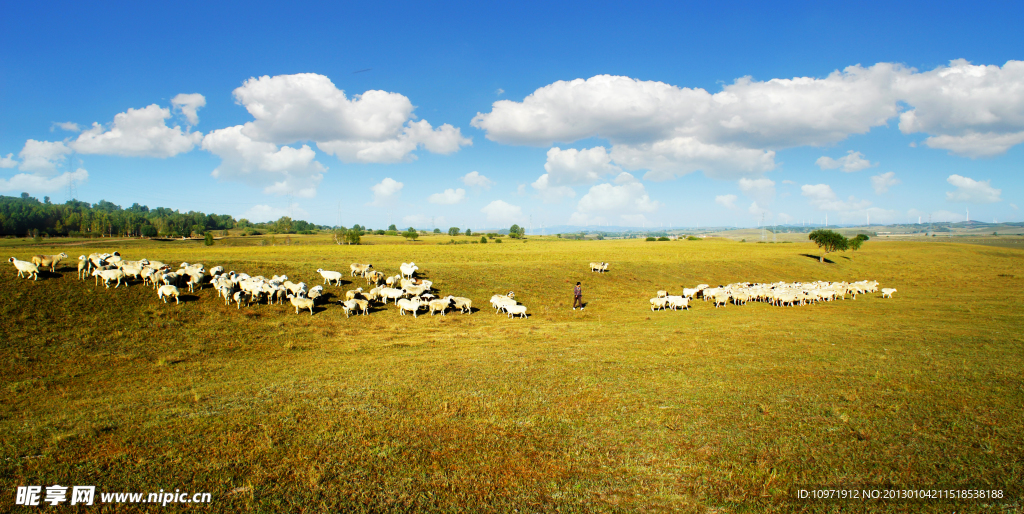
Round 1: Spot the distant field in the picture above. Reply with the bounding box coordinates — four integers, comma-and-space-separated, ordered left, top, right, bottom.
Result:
2, 235, 1022, 512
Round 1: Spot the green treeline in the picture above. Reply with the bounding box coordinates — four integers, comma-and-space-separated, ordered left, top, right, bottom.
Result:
0, 193, 322, 238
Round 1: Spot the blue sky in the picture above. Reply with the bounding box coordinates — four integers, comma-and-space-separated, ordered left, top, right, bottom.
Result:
1, 1, 1021, 230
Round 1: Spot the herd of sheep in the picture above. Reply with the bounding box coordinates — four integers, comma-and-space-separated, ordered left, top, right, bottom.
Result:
8, 252, 530, 319
10, 252, 896, 318
651, 280, 894, 311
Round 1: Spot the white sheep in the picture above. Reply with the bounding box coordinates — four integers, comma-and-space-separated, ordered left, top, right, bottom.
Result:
450, 296, 472, 314
345, 287, 364, 301
365, 270, 384, 285
490, 295, 517, 313
379, 287, 405, 304
400, 262, 418, 279
9, 257, 40, 280
77, 255, 89, 280
350, 263, 373, 277
341, 299, 357, 318
397, 297, 423, 317
402, 284, 430, 298
94, 268, 126, 288
505, 304, 528, 319
881, 288, 897, 299
318, 268, 344, 286
157, 285, 181, 304
666, 296, 689, 311
307, 285, 324, 302
428, 297, 452, 316
31, 252, 68, 272
656, 290, 668, 298
288, 294, 316, 315
650, 297, 669, 311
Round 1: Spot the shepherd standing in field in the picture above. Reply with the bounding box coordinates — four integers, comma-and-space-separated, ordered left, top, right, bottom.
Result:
573, 281, 584, 310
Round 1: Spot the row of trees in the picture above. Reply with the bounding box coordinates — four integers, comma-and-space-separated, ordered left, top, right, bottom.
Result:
0, 193, 327, 238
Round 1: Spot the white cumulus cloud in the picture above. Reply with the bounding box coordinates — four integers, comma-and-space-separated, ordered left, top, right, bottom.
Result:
71, 104, 202, 158
0, 153, 19, 169
428, 188, 466, 205
18, 140, 71, 174
801, 183, 872, 211
946, 174, 1001, 203
531, 173, 577, 203
871, 172, 901, 194
543, 146, 620, 185
896, 59, 1024, 157
171, 93, 206, 126
738, 177, 776, 205
369, 177, 404, 206
461, 171, 494, 189
472, 60, 1024, 182
570, 172, 660, 225
202, 125, 325, 198
0, 168, 88, 194
815, 150, 876, 172
715, 194, 738, 209
226, 73, 470, 163
51, 122, 81, 133
481, 200, 524, 225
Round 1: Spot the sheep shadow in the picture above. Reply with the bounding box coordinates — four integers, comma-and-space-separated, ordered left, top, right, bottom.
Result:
177, 294, 200, 304
799, 253, 835, 264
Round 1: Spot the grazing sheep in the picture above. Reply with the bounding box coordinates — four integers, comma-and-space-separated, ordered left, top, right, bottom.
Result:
402, 284, 430, 298
428, 297, 453, 316
341, 299, 358, 318
490, 295, 517, 313
283, 281, 307, 297
505, 304, 528, 319
350, 263, 373, 277
77, 255, 90, 280
157, 285, 181, 304
590, 262, 609, 273
307, 285, 324, 302
94, 268, 126, 288
881, 288, 897, 299
317, 269, 344, 286
657, 290, 668, 298
184, 269, 206, 292
365, 270, 385, 285
379, 287, 404, 304
650, 297, 669, 311
450, 296, 472, 314
31, 252, 68, 272
354, 298, 369, 315
288, 294, 316, 315
400, 262, 418, 279
9, 257, 40, 280
397, 297, 423, 317
345, 287, 364, 301
666, 296, 690, 311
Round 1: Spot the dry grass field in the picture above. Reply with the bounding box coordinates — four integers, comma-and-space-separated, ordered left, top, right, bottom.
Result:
2, 234, 1022, 512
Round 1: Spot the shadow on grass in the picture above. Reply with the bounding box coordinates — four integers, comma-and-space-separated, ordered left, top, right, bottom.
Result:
799, 253, 835, 264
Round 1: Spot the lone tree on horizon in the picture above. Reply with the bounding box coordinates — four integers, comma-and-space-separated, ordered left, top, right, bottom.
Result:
808, 229, 849, 263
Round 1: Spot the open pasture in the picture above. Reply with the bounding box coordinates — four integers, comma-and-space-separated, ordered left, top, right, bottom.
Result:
2, 236, 1022, 512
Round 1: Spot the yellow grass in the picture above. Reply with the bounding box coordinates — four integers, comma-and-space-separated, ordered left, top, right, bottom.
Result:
1, 235, 1021, 512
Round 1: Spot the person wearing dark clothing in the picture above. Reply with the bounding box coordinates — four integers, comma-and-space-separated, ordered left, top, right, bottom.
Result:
573, 282, 583, 310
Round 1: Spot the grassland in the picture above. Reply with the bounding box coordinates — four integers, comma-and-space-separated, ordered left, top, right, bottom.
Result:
2, 235, 1022, 512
